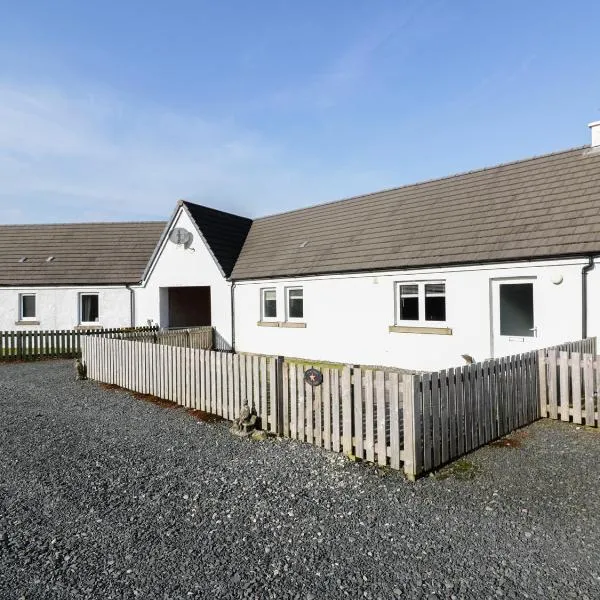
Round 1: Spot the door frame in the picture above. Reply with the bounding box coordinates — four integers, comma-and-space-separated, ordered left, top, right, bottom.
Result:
489, 276, 538, 358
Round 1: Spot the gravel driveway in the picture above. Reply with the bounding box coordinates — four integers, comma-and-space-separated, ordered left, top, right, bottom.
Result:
1, 360, 599, 600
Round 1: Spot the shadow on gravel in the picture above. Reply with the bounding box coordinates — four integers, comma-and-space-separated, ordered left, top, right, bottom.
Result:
98, 382, 228, 424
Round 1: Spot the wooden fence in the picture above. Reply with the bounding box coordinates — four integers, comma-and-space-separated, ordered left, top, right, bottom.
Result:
81, 336, 597, 479
81, 337, 410, 472
406, 352, 539, 478
404, 337, 597, 478
0, 326, 157, 361
280, 363, 409, 470
539, 348, 599, 427
114, 326, 214, 350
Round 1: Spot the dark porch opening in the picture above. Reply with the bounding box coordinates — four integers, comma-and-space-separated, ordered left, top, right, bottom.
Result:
168, 286, 211, 328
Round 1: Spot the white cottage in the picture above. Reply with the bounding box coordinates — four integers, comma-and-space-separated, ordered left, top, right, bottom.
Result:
226, 123, 600, 371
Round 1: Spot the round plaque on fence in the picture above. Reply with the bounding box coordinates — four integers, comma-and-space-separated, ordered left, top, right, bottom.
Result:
304, 368, 323, 387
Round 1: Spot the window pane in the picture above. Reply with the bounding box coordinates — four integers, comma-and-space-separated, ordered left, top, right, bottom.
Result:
425, 283, 446, 321
400, 296, 419, 320
81, 295, 99, 322
288, 289, 303, 319
399, 284, 419, 320
263, 290, 277, 318
500, 284, 534, 336
425, 283, 445, 295
399, 284, 418, 296
22, 295, 36, 318
425, 296, 446, 321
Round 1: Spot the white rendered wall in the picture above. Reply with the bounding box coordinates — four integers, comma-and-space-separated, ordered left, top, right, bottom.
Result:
134, 207, 232, 346
0, 286, 132, 331
234, 258, 587, 372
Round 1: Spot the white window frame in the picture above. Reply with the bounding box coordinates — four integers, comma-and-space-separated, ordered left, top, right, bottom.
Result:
19, 293, 37, 321
395, 281, 447, 326
79, 293, 100, 325
285, 286, 304, 322
260, 288, 278, 322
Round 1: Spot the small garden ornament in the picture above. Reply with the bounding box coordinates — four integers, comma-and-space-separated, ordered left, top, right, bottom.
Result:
230, 401, 258, 437
75, 358, 87, 381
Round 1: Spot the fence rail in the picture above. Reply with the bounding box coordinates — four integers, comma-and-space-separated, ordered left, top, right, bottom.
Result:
0, 327, 158, 361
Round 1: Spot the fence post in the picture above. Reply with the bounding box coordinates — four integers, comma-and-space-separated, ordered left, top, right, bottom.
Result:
403, 374, 422, 481
275, 355, 285, 435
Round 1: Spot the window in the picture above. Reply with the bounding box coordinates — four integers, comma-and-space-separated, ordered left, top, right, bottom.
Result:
286, 287, 304, 320
80, 294, 99, 324
19, 294, 36, 320
261, 288, 277, 320
499, 283, 534, 337
396, 282, 446, 324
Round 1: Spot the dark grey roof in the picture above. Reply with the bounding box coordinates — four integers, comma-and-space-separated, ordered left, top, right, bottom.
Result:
182, 201, 252, 277
231, 146, 600, 280
0, 221, 166, 285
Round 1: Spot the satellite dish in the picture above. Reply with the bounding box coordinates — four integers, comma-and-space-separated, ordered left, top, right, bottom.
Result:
169, 228, 193, 248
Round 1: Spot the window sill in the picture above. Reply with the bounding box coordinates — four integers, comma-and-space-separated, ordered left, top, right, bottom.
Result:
389, 325, 452, 335
257, 321, 307, 329
15, 320, 40, 326
75, 324, 103, 330
257, 321, 280, 328
281, 321, 306, 329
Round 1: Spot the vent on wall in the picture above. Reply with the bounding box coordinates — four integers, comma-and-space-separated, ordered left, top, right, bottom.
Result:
18, 257, 27, 263
46, 256, 55, 262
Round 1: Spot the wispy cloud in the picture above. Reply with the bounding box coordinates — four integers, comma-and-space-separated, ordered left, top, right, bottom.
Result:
0, 81, 294, 222
0, 79, 403, 224
269, 1, 440, 111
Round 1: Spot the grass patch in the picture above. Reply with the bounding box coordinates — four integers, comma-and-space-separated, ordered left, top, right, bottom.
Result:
435, 459, 481, 480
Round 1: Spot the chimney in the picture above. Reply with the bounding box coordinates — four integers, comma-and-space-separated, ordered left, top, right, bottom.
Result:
589, 121, 600, 148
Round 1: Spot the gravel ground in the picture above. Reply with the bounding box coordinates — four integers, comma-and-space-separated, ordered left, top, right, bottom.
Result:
1, 360, 599, 600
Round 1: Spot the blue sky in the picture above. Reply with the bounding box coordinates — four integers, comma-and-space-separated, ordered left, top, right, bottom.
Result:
1, 0, 599, 223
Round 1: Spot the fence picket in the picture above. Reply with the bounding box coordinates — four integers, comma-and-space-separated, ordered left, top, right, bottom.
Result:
440, 370, 449, 464
353, 368, 364, 459
297, 365, 305, 442
571, 352, 582, 424
389, 372, 400, 470
269, 358, 277, 432
289, 365, 298, 439
314, 378, 322, 448
331, 369, 341, 453
559, 351, 569, 422
323, 369, 332, 452
260, 357, 268, 429
376, 371, 386, 467
584, 354, 594, 426
431, 371, 441, 467
341, 367, 352, 455
364, 370, 375, 463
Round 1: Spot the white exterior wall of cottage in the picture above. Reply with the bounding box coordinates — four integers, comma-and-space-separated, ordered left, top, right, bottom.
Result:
134, 207, 232, 346
0, 286, 132, 331
233, 258, 591, 372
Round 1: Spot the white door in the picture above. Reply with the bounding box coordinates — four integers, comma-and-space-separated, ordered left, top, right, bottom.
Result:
491, 278, 539, 358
